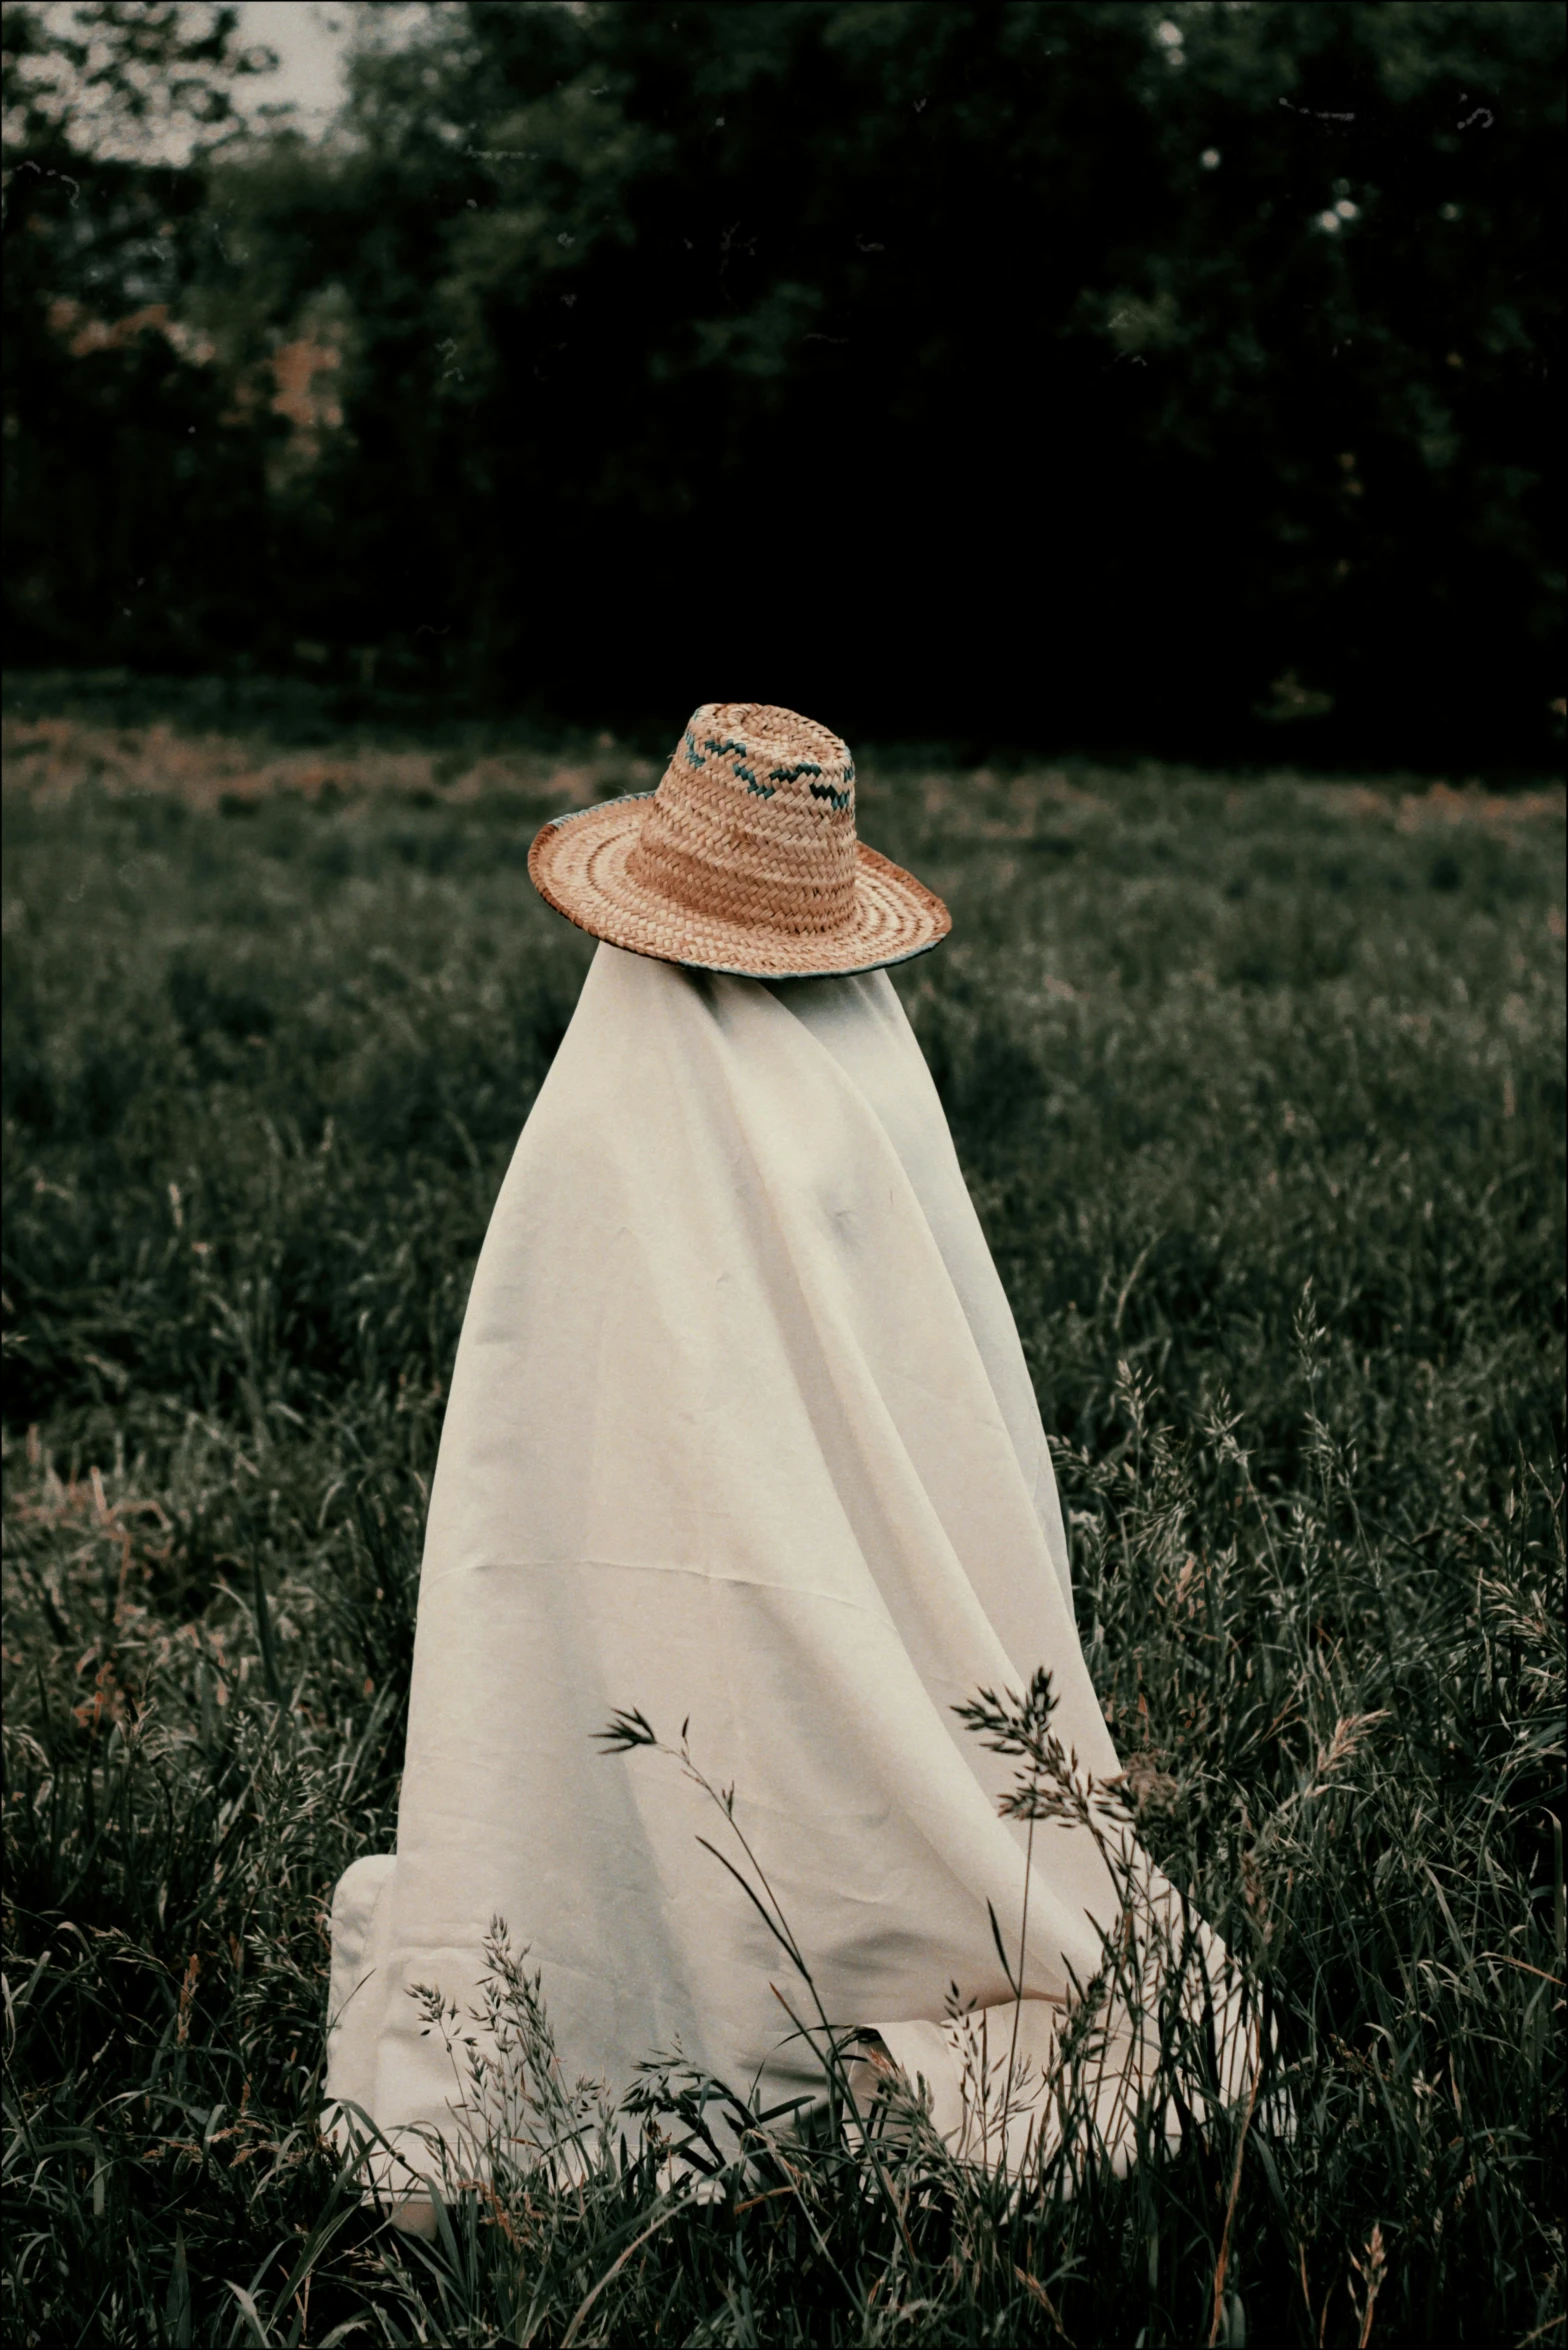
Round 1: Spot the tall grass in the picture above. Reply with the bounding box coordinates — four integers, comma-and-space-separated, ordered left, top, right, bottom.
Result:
2, 721, 1563, 2344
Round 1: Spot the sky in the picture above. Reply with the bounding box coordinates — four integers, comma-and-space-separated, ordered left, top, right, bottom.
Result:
236, 2, 354, 137
6, 0, 367, 158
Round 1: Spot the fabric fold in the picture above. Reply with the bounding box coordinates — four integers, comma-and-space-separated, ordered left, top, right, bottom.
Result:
323, 942, 1246, 2185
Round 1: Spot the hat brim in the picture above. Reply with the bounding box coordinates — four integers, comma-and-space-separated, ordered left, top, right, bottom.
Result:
527, 792, 952, 979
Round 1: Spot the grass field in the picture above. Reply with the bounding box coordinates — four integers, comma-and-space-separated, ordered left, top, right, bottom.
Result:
2, 701, 1564, 2346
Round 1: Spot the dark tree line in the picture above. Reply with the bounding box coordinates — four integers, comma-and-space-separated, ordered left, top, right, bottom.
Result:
3, 1, 1561, 765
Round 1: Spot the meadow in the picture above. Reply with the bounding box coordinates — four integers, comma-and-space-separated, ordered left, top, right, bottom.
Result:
2, 694, 1563, 2346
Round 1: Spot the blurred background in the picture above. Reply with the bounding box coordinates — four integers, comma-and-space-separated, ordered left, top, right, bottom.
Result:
2, 0, 1561, 771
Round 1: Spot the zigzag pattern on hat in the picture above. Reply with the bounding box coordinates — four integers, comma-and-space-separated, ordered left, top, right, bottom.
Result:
528, 700, 950, 977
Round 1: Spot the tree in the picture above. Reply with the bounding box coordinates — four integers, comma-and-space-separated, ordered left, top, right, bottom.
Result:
1, 3, 279, 666
6, 2, 1560, 764
256, 0, 1561, 759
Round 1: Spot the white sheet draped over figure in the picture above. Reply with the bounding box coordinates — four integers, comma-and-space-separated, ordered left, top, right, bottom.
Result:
324, 941, 1249, 2190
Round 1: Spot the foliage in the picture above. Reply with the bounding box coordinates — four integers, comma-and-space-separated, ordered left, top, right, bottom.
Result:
2, 730, 1563, 2342
1, 1, 275, 161
0, 4, 283, 672
2, 1, 1562, 764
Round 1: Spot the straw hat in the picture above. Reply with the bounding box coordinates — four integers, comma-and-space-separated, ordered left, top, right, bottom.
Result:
527, 702, 951, 979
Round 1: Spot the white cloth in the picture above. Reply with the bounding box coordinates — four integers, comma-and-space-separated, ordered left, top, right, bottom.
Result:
323, 943, 1247, 2185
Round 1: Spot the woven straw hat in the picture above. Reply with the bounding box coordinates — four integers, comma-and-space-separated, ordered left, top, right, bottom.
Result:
528, 702, 951, 979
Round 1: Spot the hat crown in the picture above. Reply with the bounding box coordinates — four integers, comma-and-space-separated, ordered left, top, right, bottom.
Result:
626, 702, 859, 938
